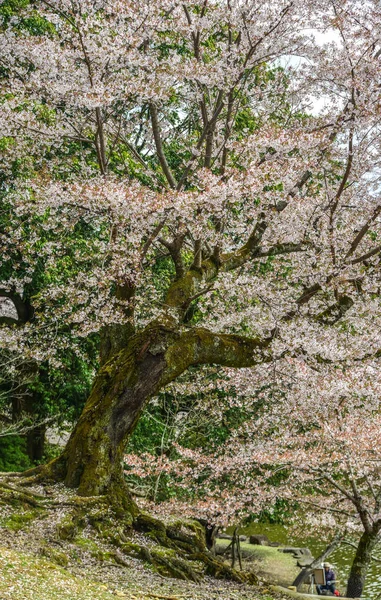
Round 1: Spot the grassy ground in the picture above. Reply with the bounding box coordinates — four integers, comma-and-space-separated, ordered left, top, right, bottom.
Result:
0, 547, 115, 600
0, 544, 291, 600
0, 480, 297, 600
216, 540, 300, 588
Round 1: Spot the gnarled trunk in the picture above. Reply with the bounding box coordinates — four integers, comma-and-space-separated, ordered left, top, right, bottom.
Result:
53, 333, 167, 498
346, 530, 379, 598
47, 322, 271, 500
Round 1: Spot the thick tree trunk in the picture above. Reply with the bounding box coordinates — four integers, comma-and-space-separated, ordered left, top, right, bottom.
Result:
52, 332, 167, 499
346, 530, 379, 598
46, 322, 271, 501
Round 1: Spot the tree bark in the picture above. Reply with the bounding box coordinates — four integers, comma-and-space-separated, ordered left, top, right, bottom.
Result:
48, 322, 272, 501
53, 330, 167, 499
346, 529, 380, 598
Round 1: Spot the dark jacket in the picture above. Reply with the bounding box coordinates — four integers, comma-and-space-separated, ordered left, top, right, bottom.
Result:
325, 569, 335, 583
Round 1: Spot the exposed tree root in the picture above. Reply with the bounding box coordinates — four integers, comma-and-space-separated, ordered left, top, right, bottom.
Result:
143, 594, 186, 600
133, 512, 258, 584
0, 480, 46, 498
0, 474, 258, 586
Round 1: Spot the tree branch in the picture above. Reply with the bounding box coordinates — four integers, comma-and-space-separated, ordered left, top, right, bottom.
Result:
176, 91, 225, 190
158, 233, 186, 279
222, 231, 306, 271
162, 327, 273, 385
341, 539, 381, 563
220, 167, 312, 271
350, 243, 381, 265
150, 104, 177, 188
345, 204, 381, 260
330, 126, 354, 216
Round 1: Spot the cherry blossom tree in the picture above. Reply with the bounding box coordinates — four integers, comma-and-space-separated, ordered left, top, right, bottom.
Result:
235, 363, 381, 599
251, 362, 381, 599
262, 412, 381, 599
1, 0, 381, 514
126, 361, 381, 597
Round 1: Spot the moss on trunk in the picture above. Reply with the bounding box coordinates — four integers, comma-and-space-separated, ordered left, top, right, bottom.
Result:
30, 319, 271, 509
346, 529, 380, 598
133, 512, 258, 584
51, 330, 168, 499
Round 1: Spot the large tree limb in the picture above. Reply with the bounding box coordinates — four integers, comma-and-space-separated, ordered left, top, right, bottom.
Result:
164, 234, 306, 317
162, 327, 273, 384
330, 125, 354, 216
222, 240, 306, 271
315, 295, 354, 325
158, 233, 186, 279
165, 260, 218, 312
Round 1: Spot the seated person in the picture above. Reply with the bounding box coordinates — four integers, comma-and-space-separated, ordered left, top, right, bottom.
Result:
317, 563, 336, 595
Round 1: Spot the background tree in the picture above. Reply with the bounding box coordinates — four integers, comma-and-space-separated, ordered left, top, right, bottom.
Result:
126, 360, 381, 597
244, 362, 381, 599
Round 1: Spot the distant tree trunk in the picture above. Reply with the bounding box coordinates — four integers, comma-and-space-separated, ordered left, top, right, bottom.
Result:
346, 530, 380, 598
1, 293, 45, 463
26, 423, 46, 461
11, 361, 46, 462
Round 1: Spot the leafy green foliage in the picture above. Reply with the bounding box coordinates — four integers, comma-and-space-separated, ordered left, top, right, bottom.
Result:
29, 341, 98, 424
0, 436, 32, 472
0, 0, 56, 36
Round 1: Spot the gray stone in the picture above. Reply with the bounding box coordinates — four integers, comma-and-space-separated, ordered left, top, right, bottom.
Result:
217, 533, 232, 540
239, 535, 247, 542
280, 547, 312, 557
249, 534, 270, 546
297, 558, 314, 567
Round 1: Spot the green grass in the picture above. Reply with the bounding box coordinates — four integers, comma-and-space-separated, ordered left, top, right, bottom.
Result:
0, 546, 115, 600
0, 510, 39, 531
0, 538, 301, 600
217, 538, 293, 559
216, 539, 300, 587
